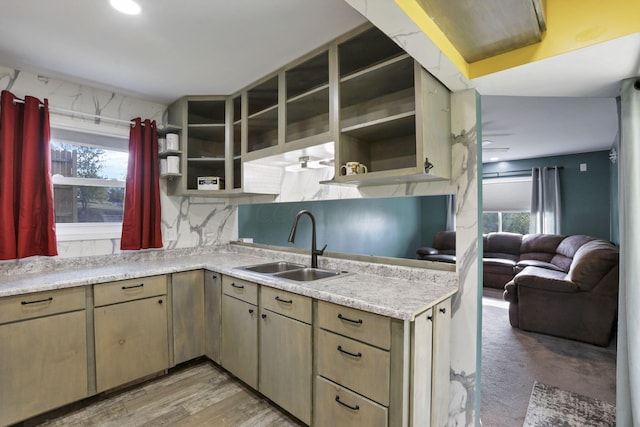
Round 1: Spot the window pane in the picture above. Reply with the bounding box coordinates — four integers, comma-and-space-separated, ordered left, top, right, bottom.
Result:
483, 212, 499, 233
54, 185, 124, 223
502, 212, 530, 234
51, 141, 128, 180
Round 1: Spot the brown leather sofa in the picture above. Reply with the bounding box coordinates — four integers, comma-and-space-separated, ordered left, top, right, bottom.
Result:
417, 231, 620, 345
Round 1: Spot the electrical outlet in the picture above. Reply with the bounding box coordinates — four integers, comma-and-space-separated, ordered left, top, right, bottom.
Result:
580, 163, 587, 172
165, 228, 177, 241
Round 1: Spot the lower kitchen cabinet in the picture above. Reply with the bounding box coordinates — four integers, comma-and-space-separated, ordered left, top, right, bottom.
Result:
171, 270, 205, 365
315, 298, 452, 426
221, 290, 258, 388
259, 288, 312, 425
0, 288, 88, 426
94, 276, 169, 393
204, 271, 222, 364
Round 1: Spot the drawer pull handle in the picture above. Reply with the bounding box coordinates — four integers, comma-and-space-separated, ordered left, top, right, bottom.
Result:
439, 307, 447, 314
275, 296, 293, 304
337, 345, 362, 359
21, 297, 53, 305
338, 313, 362, 325
122, 283, 144, 290
335, 396, 360, 411
231, 283, 245, 289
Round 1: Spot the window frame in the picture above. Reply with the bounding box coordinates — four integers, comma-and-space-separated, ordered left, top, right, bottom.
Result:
50, 119, 130, 241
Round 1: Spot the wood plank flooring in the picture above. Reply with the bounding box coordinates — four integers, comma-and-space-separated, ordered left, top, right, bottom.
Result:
20, 362, 304, 427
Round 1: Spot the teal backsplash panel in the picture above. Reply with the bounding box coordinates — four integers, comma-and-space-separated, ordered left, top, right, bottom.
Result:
238, 195, 449, 259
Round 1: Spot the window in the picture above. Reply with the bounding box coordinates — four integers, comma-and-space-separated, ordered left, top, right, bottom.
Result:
50, 127, 129, 240
483, 176, 531, 234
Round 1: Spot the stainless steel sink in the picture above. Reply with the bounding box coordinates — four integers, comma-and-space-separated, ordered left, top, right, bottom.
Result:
273, 267, 342, 282
239, 261, 306, 274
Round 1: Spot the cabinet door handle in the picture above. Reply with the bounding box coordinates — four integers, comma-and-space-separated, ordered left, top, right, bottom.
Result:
211, 274, 218, 279
122, 283, 144, 290
261, 314, 267, 319
338, 313, 362, 325
428, 315, 433, 321
21, 297, 53, 305
275, 296, 293, 304
337, 345, 362, 359
335, 395, 360, 411
248, 309, 254, 314
439, 307, 447, 314
231, 283, 244, 289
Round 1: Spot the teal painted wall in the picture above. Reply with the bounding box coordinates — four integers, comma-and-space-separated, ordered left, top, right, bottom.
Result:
238, 195, 449, 259
483, 151, 612, 240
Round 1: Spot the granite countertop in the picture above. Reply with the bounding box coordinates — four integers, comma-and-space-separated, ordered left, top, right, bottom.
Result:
0, 246, 457, 321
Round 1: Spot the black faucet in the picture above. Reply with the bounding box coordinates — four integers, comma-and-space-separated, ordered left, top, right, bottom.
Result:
288, 210, 327, 268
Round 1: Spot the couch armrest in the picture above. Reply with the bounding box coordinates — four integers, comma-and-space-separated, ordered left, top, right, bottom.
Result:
514, 266, 579, 293
417, 247, 439, 257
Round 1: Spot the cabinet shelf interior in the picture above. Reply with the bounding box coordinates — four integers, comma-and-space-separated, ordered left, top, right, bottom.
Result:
248, 76, 278, 116
188, 100, 226, 125
286, 51, 329, 100
338, 26, 405, 78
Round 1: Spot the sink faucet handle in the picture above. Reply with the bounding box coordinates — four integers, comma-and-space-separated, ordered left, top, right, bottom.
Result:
315, 244, 327, 256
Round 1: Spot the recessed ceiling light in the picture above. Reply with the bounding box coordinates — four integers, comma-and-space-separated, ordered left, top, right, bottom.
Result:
110, 0, 141, 15
490, 157, 500, 162
482, 140, 493, 146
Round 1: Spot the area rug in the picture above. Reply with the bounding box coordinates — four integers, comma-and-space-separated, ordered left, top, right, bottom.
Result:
523, 381, 615, 427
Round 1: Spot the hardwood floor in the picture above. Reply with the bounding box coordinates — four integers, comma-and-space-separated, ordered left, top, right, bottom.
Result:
19, 362, 304, 427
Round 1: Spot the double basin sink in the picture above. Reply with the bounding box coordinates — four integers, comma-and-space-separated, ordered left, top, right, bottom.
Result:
237, 261, 345, 282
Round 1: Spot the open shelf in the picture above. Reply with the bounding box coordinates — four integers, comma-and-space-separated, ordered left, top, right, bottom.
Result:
188, 100, 226, 125
340, 55, 413, 108
286, 51, 329, 99
248, 76, 278, 116
248, 107, 278, 152
286, 87, 329, 142
341, 112, 415, 141
338, 26, 405, 78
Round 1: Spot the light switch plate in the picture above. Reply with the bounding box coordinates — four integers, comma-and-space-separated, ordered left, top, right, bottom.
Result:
580, 163, 587, 172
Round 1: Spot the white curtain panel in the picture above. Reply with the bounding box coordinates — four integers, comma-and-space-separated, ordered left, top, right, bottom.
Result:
529, 167, 562, 234
617, 77, 640, 427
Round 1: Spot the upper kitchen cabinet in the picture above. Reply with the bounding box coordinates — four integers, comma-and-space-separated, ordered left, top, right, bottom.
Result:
285, 50, 331, 146
247, 76, 279, 154
335, 26, 451, 185
232, 96, 242, 190
166, 96, 241, 195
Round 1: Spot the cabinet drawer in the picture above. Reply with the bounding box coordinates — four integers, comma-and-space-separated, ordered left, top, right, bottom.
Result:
222, 276, 258, 305
318, 300, 391, 349
94, 275, 167, 307
260, 287, 311, 324
317, 329, 390, 406
0, 287, 85, 324
315, 376, 387, 427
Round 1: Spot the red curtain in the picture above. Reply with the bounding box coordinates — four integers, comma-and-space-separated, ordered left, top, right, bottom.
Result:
121, 118, 162, 250
0, 90, 57, 260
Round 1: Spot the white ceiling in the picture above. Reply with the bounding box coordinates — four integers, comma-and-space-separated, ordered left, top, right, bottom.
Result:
0, 0, 636, 162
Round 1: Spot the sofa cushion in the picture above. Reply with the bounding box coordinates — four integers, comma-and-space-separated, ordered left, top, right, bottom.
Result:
515, 259, 564, 272
551, 235, 596, 271
514, 266, 578, 293
485, 232, 522, 256
420, 254, 456, 263
566, 240, 619, 291
432, 231, 456, 251
518, 233, 566, 264
484, 252, 519, 262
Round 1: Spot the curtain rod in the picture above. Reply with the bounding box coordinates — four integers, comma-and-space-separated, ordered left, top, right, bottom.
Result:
483, 166, 564, 178
11, 97, 145, 127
